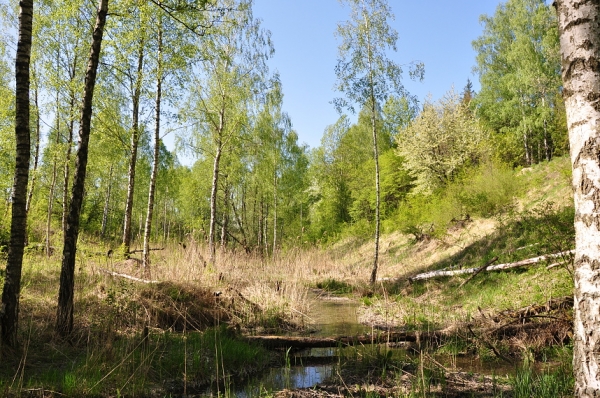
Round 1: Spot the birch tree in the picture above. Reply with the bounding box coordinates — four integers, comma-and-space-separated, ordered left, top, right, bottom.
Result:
0, 41, 13, 228
35, 0, 88, 251
334, 0, 423, 284
185, 0, 271, 264
555, 1, 600, 395
0, 0, 33, 348
142, 22, 163, 273
56, 0, 108, 338
106, 0, 152, 258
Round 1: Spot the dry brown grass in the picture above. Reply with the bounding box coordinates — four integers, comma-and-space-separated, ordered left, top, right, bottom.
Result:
15, 240, 320, 344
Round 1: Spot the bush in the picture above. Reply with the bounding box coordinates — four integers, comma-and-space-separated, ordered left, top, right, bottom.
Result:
391, 161, 522, 239
454, 161, 521, 217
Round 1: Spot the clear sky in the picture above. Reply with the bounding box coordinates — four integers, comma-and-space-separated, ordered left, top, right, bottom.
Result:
251, 0, 505, 150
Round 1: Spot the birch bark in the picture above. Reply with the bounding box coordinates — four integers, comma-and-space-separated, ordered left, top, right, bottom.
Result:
555, 0, 600, 395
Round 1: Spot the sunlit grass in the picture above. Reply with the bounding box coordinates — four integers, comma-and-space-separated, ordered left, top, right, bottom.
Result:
0, 156, 576, 396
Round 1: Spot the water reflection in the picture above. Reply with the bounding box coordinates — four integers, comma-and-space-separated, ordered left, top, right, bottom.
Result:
307, 295, 371, 337
236, 364, 334, 397
231, 292, 525, 396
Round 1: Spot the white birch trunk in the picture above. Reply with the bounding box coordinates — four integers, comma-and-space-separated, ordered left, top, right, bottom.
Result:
556, 1, 600, 395
142, 25, 162, 274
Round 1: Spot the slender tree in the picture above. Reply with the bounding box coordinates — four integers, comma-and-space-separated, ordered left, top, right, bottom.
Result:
142, 22, 163, 273
25, 78, 40, 214
186, 0, 271, 263
0, 0, 33, 348
0, 42, 14, 214
117, 4, 149, 257
334, 0, 422, 284
555, 1, 600, 395
56, 0, 108, 338
34, 0, 87, 237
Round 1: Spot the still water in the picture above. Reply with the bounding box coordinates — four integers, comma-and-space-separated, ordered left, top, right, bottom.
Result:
217, 293, 517, 396
306, 293, 372, 337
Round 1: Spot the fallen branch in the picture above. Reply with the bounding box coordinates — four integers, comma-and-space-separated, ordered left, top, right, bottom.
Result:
458, 256, 498, 288
128, 247, 165, 254
493, 296, 573, 321
243, 330, 446, 350
409, 250, 574, 282
99, 268, 158, 284
468, 324, 513, 364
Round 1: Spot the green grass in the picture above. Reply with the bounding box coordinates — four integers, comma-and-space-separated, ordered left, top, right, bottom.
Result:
1, 321, 271, 397
511, 361, 573, 398
0, 156, 577, 397
316, 278, 354, 294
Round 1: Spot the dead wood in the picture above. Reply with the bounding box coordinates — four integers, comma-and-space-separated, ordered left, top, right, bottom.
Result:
465, 295, 573, 354
246, 297, 573, 353
467, 324, 513, 364
128, 247, 164, 254
458, 256, 498, 288
243, 330, 446, 350
494, 295, 573, 321
99, 268, 158, 284
409, 250, 574, 282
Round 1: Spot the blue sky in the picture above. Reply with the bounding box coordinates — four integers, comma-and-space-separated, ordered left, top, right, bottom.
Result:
251, 0, 505, 150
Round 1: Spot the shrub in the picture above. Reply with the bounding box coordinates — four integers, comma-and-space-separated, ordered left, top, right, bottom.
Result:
392, 161, 522, 240
455, 161, 521, 217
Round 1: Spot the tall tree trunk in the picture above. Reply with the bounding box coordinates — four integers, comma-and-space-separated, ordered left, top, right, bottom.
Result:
56, 0, 108, 338
257, 198, 262, 252
543, 118, 552, 162
220, 176, 229, 251
365, 17, 380, 285
0, 0, 33, 348
231, 196, 248, 251
209, 142, 222, 264
519, 96, 532, 166
101, 165, 113, 238
263, 202, 268, 256
46, 90, 62, 257
26, 85, 40, 214
162, 192, 167, 243
62, 86, 77, 232
272, 175, 277, 257
122, 36, 145, 257
142, 25, 162, 273
555, 1, 600, 395
524, 127, 531, 165
46, 162, 57, 256
369, 99, 380, 285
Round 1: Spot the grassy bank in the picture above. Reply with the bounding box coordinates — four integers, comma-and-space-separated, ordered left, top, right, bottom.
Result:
0, 157, 575, 396
0, 241, 318, 396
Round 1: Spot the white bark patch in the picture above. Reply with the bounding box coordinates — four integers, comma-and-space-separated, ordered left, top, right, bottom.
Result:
557, 0, 600, 395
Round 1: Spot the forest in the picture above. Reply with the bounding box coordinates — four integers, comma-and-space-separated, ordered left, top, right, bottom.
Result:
0, 0, 597, 396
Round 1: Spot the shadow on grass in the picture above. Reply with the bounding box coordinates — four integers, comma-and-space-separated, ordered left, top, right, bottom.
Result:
387, 204, 574, 293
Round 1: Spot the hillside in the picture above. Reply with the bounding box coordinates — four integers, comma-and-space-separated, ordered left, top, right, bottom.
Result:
0, 157, 576, 397
318, 156, 574, 324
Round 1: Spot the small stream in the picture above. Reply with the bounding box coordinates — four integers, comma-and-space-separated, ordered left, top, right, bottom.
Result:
231, 292, 368, 396
229, 291, 517, 396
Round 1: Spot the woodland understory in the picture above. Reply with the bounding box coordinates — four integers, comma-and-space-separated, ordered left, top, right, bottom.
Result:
0, 0, 584, 396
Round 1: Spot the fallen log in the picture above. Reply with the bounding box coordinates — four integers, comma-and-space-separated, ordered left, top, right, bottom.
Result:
99, 268, 159, 284
243, 330, 445, 349
458, 256, 498, 288
129, 247, 164, 254
409, 250, 574, 282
